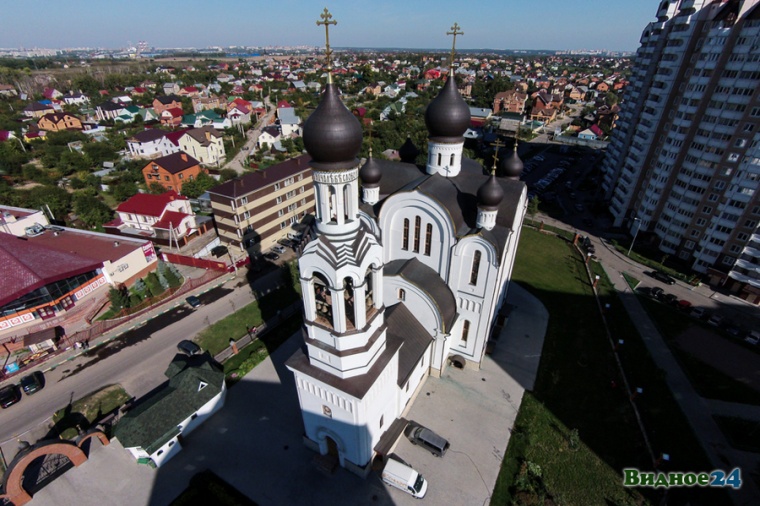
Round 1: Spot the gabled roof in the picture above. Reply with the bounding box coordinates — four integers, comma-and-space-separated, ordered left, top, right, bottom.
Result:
154, 211, 191, 229
208, 154, 309, 198
163, 107, 184, 118
116, 190, 186, 217
164, 129, 188, 146
114, 357, 224, 453
182, 126, 222, 146
147, 152, 200, 174
155, 95, 181, 105
128, 129, 170, 143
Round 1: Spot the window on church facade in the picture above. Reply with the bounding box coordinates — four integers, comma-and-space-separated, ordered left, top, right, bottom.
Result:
462, 320, 470, 344
424, 224, 433, 255
344, 277, 356, 328
322, 405, 332, 418
450, 153, 455, 166
413, 216, 421, 252
313, 273, 333, 328
402, 219, 409, 250
437, 153, 442, 165
470, 251, 481, 285
379, 415, 384, 428
398, 288, 405, 300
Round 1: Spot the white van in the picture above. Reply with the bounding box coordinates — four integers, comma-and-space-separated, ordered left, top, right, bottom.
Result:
381, 458, 427, 498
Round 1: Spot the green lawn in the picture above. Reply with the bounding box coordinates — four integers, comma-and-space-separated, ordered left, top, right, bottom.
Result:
194, 286, 300, 356
53, 384, 131, 439
492, 228, 728, 505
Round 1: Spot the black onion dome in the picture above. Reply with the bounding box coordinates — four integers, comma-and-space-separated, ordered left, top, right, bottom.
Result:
424, 76, 471, 140
359, 155, 382, 187
398, 136, 419, 163
477, 174, 504, 210
302, 83, 363, 170
500, 146, 524, 179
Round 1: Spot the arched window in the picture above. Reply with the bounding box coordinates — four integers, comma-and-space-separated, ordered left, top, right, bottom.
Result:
470, 250, 481, 285
424, 223, 433, 256
344, 277, 355, 328
462, 320, 470, 344
437, 153, 442, 165
450, 153, 455, 166
313, 273, 333, 328
402, 218, 409, 250
398, 288, 405, 301
413, 216, 421, 252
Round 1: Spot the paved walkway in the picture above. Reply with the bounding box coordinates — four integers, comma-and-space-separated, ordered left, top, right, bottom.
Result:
31, 283, 548, 506
538, 216, 760, 505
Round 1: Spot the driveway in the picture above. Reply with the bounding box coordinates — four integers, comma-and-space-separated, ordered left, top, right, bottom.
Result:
30, 283, 547, 506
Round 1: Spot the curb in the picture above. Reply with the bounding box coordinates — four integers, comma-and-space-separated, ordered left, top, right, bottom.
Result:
43, 274, 234, 374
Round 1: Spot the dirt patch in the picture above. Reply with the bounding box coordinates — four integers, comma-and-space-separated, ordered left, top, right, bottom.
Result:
676, 326, 760, 391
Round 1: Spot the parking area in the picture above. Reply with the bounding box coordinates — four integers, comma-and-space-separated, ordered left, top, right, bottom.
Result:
30, 284, 548, 506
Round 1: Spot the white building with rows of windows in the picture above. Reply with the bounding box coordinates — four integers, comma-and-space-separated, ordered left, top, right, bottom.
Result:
286, 38, 527, 475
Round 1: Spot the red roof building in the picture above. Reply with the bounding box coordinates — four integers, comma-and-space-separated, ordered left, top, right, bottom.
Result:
0, 228, 157, 332
106, 190, 207, 247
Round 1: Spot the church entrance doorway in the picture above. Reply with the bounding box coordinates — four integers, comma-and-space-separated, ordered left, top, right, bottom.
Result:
326, 436, 339, 458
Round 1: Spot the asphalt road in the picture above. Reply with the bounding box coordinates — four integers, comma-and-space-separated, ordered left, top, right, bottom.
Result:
0, 268, 285, 452
226, 96, 275, 173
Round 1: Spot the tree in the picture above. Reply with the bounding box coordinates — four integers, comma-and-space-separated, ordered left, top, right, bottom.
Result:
108, 285, 130, 310
179, 171, 217, 198
22, 186, 72, 221
112, 180, 138, 202
73, 194, 113, 228
605, 91, 619, 107
527, 197, 541, 225
148, 182, 166, 194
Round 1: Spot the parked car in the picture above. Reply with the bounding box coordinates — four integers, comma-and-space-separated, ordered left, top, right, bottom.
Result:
662, 293, 678, 305
650, 286, 665, 299
649, 270, 676, 285
725, 325, 744, 338
382, 458, 427, 499
707, 314, 724, 327
19, 371, 44, 395
278, 238, 295, 249
186, 295, 202, 308
271, 245, 287, 254
745, 330, 760, 345
404, 422, 450, 457
676, 300, 693, 311
0, 384, 21, 408
263, 252, 279, 261
177, 340, 202, 356
690, 307, 707, 319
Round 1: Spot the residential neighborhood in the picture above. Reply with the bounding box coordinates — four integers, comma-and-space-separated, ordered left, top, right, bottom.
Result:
0, 2, 759, 506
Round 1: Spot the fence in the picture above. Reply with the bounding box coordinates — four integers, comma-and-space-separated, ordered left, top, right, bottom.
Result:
553, 135, 609, 149
162, 252, 229, 272
67, 269, 226, 345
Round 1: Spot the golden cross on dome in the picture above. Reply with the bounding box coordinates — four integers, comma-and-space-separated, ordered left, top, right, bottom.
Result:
447, 22, 463, 69
317, 8, 337, 82
491, 138, 505, 173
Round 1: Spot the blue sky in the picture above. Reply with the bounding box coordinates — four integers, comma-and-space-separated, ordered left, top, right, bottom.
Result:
2, 1, 655, 51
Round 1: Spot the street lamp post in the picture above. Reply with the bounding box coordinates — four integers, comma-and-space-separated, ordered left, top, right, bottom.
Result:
627, 217, 642, 257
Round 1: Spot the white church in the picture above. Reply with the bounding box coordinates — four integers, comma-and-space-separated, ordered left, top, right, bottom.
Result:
286, 14, 528, 476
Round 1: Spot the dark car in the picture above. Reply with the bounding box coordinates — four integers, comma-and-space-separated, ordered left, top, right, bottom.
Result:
186, 295, 202, 308
278, 238, 295, 249
650, 286, 664, 299
20, 371, 44, 395
177, 340, 202, 356
662, 293, 678, 305
405, 422, 450, 457
0, 384, 21, 408
263, 252, 279, 261
649, 270, 676, 285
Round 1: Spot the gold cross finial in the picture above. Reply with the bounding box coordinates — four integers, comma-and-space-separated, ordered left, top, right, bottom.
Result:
447, 22, 463, 70
491, 138, 504, 173
317, 8, 338, 83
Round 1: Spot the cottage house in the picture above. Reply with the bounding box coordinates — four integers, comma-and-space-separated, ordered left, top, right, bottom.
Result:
141, 152, 204, 193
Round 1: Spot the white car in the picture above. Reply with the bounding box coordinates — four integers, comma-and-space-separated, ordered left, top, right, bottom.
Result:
272, 245, 287, 254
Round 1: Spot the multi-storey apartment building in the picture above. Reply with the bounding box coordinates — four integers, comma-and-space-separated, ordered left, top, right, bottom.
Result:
601, 0, 760, 304
208, 154, 315, 254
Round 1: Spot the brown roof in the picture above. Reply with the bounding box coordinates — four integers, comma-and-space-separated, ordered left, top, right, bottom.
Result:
208, 154, 311, 199
183, 126, 222, 147
148, 152, 200, 174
